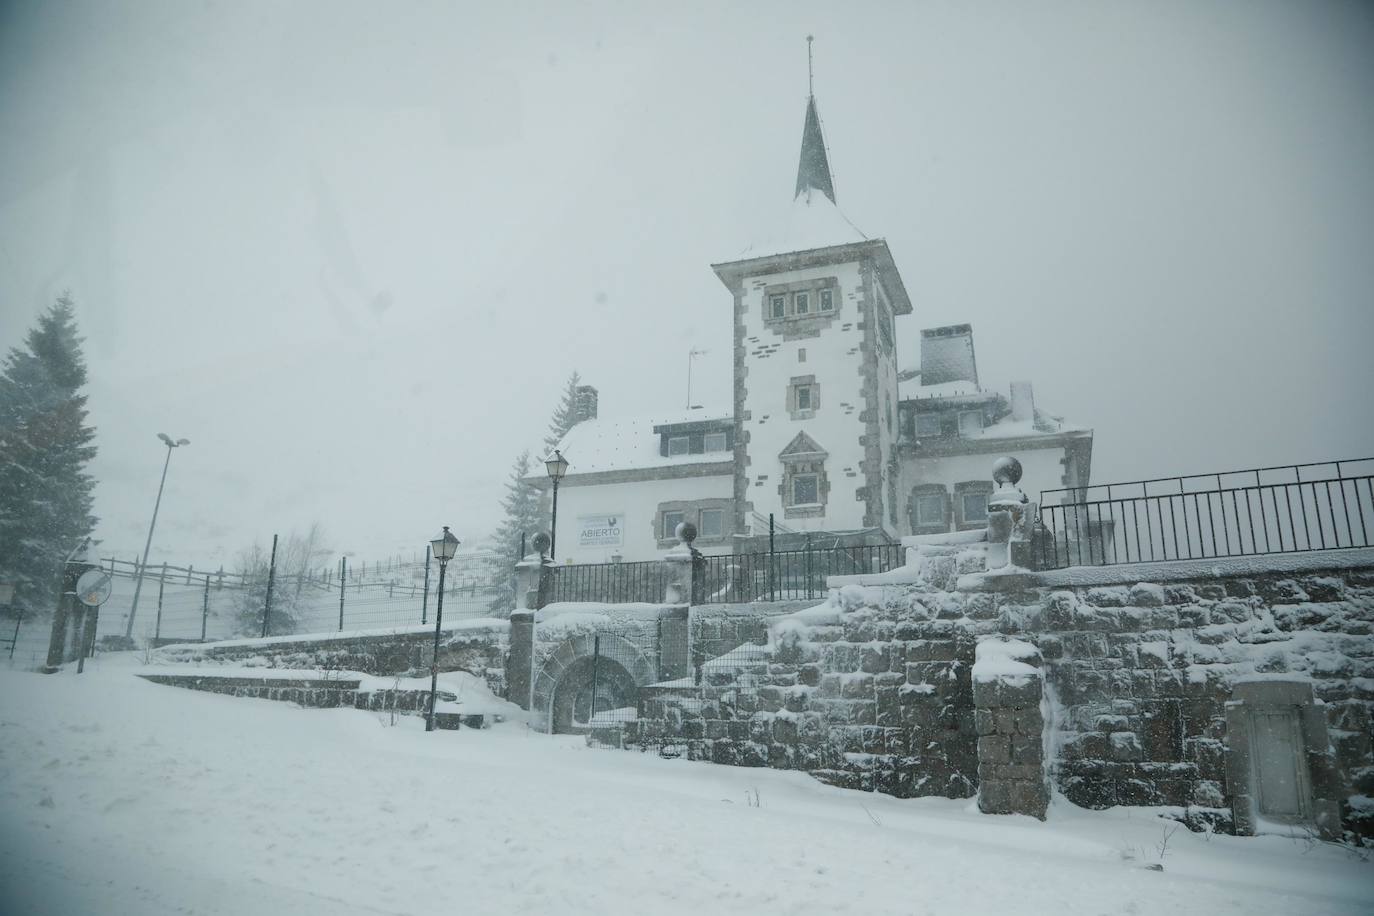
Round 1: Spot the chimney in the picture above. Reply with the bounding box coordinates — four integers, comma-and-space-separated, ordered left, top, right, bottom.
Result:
919, 324, 978, 388
573, 385, 598, 423
1010, 381, 1035, 422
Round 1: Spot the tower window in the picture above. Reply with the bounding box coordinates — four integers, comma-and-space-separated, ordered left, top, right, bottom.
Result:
795, 291, 810, 315
770, 295, 786, 319
798, 348, 806, 363
796, 385, 813, 411
792, 474, 820, 506
819, 289, 834, 311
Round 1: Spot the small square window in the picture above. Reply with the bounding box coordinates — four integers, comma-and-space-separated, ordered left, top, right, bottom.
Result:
769, 295, 786, 319
958, 411, 983, 436
796, 385, 812, 411
915, 493, 945, 527
792, 474, 819, 506
794, 291, 809, 315
819, 289, 833, 311
703, 432, 727, 452
915, 413, 942, 437
668, 436, 690, 456
699, 508, 725, 539
961, 493, 989, 524
662, 510, 685, 540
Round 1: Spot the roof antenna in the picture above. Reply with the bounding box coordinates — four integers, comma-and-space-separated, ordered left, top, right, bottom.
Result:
807, 34, 815, 97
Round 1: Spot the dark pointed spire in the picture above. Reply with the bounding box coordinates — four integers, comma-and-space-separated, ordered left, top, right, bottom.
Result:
794, 38, 836, 204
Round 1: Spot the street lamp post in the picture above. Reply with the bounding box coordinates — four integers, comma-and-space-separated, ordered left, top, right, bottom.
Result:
125, 433, 189, 639
544, 449, 569, 560
425, 526, 460, 733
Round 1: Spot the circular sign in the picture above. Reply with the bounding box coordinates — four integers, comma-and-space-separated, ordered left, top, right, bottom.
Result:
76, 569, 113, 607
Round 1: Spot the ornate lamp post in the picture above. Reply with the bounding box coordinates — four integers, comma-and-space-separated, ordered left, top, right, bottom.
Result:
425, 526, 460, 732
544, 449, 570, 560
125, 433, 190, 639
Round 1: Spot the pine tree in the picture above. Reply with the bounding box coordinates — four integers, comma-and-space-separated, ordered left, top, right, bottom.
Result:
542, 371, 583, 453
0, 294, 98, 615
486, 450, 544, 613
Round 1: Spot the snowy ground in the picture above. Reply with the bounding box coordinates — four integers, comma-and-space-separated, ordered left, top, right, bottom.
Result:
1, 658, 1370, 916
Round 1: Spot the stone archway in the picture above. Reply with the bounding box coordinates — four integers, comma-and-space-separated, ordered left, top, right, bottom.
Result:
532, 633, 656, 734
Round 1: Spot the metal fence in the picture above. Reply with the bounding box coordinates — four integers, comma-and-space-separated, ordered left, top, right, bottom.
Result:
547, 542, 905, 606
1036, 458, 1374, 570
93, 552, 506, 646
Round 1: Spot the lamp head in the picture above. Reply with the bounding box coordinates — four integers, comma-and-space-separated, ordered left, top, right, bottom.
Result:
430, 526, 461, 562
544, 449, 570, 482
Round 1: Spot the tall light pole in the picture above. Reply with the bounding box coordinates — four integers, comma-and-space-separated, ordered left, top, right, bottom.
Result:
544, 450, 569, 561
425, 526, 460, 732
124, 433, 189, 639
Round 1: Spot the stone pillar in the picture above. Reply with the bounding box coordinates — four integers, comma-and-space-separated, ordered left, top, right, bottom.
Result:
45, 539, 96, 672
507, 611, 535, 711
973, 636, 1050, 819
987, 457, 1036, 571
506, 532, 552, 711
657, 605, 690, 681
664, 522, 698, 606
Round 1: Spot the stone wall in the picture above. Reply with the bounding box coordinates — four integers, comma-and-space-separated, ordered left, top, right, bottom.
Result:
154, 620, 511, 699
618, 545, 1374, 839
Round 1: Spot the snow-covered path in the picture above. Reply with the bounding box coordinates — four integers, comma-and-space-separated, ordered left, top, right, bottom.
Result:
1, 661, 1369, 916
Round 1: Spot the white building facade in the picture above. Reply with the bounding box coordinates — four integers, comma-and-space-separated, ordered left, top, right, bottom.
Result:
541, 90, 1092, 564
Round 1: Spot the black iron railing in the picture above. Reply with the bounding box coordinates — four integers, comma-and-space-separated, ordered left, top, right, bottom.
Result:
547, 559, 670, 605
544, 543, 905, 606
699, 543, 904, 603
1037, 459, 1374, 570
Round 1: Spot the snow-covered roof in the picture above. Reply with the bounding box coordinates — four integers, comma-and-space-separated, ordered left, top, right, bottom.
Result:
899, 378, 985, 401
551, 408, 733, 476
736, 186, 868, 261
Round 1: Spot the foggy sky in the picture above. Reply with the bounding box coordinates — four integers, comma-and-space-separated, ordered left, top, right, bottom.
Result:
1, 0, 1371, 569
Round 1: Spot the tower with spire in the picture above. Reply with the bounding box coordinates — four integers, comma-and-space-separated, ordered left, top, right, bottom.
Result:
712, 39, 913, 542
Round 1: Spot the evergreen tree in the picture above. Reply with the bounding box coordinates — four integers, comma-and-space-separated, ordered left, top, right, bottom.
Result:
485, 450, 544, 613
542, 371, 583, 453
0, 295, 98, 615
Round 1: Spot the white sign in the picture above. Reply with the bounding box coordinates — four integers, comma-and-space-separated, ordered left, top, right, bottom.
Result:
576, 513, 625, 549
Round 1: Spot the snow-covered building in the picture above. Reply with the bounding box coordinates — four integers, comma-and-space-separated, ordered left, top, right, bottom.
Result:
544, 89, 1092, 564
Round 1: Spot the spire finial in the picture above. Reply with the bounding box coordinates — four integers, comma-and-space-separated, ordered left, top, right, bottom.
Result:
806, 35, 815, 97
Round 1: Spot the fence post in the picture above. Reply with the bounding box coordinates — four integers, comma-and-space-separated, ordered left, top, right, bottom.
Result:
338, 557, 347, 631
201, 576, 210, 642
154, 563, 166, 643
768, 513, 776, 602
262, 533, 278, 638
588, 635, 601, 729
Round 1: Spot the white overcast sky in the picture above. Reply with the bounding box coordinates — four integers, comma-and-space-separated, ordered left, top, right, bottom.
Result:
1, 0, 1371, 568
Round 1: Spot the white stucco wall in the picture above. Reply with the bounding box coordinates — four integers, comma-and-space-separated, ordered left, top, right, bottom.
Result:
552, 472, 733, 565
738, 259, 879, 535
897, 444, 1071, 533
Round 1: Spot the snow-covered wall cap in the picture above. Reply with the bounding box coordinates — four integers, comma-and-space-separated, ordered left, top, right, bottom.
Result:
972, 637, 1042, 683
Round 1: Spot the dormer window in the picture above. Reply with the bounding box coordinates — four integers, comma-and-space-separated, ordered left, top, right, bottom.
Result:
668, 436, 690, 456
819, 289, 834, 312
769, 295, 786, 319
703, 431, 727, 452
795, 291, 810, 315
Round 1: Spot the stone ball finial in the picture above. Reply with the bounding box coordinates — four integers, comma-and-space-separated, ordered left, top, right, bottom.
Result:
676, 521, 698, 546
992, 456, 1023, 486
531, 531, 551, 555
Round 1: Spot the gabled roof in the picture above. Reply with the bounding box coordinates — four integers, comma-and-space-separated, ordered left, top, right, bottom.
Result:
547, 408, 732, 476
780, 430, 828, 460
